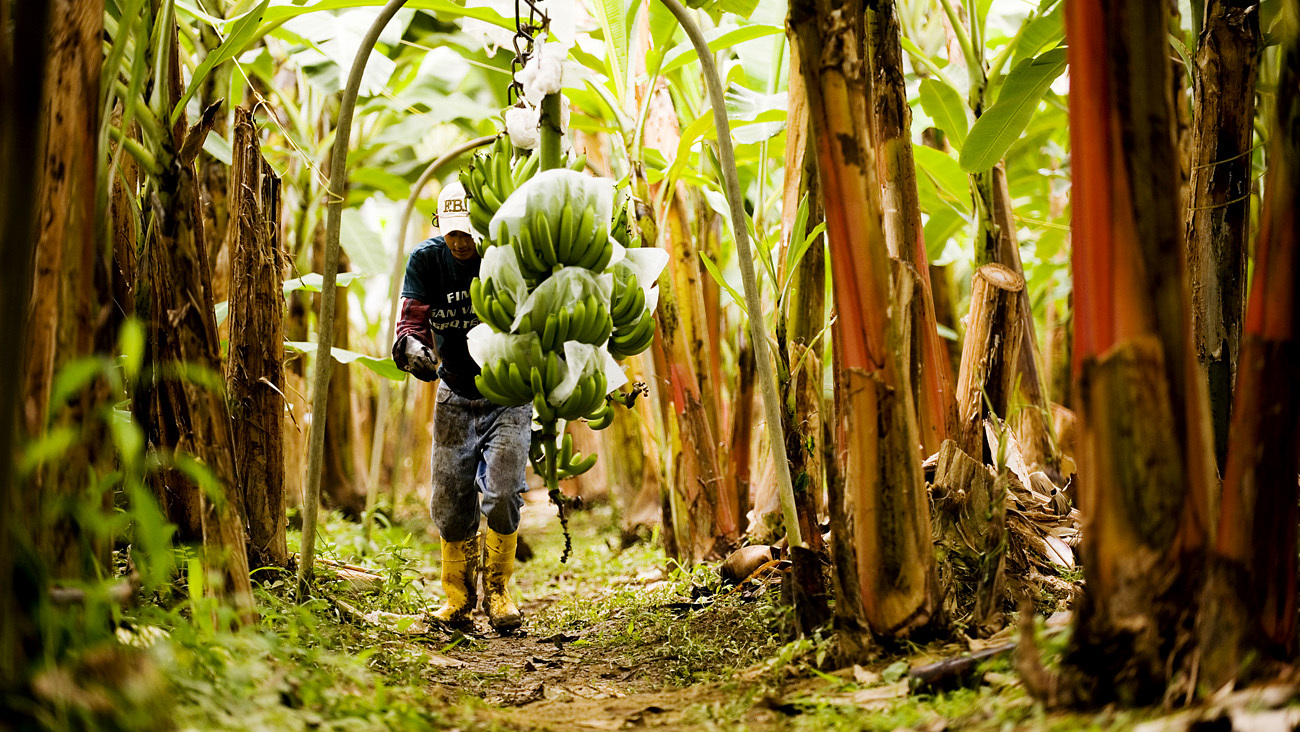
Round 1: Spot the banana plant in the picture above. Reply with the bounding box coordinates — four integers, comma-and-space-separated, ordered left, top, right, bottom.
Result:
899, 0, 1070, 478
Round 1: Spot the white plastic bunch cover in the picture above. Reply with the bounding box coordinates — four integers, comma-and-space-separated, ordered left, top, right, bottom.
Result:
620, 247, 670, 315
511, 266, 613, 333
479, 245, 528, 315
466, 324, 545, 373
490, 168, 615, 244
504, 104, 540, 150
518, 42, 566, 103
505, 103, 571, 152
463, 0, 515, 54
549, 341, 628, 403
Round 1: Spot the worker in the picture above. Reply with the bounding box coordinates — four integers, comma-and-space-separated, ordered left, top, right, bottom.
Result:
391, 180, 529, 633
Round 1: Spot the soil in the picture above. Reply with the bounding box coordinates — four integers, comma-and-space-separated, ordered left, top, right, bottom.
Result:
407, 498, 794, 731
357, 497, 1233, 732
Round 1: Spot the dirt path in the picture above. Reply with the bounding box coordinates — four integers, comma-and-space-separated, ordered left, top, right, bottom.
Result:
407, 499, 790, 730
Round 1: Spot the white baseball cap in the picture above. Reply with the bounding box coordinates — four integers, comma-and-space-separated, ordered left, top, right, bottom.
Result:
437, 181, 475, 236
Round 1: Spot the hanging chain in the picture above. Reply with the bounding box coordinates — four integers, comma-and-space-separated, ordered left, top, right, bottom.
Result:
508, 0, 549, 105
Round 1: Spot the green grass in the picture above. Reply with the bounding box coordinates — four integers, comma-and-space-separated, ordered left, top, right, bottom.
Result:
34, 501, 1182, 731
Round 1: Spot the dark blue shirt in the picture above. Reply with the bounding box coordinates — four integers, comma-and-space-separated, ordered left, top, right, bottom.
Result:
401, 237, 482, 398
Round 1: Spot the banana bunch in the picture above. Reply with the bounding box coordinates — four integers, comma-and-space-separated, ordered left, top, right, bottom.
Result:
460, 136, 540, 241
477, 350, 561, 408
608, 308, 655, 360
609, 263, 646, 330
474, 356, 540, 407
610, 197, 640, 250
584, 401, 613, 430
516, 295, 613, 350
468, 276, 517, 333
476, 350, 611, 428
529, 432, 598, 479
530, 368, 608, 424
503, 201, 614, 279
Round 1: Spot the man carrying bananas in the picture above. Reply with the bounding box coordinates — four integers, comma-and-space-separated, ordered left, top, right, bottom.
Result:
392, 181, 529, 633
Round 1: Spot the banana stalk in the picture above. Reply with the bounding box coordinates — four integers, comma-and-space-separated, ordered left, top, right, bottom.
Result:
659, 0, 803, 554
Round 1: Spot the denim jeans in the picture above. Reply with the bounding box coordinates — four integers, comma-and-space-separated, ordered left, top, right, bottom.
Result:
429, 381, 532, 542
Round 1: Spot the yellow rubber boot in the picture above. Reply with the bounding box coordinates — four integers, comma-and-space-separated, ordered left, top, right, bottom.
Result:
432, 535, 478, 625
483, 529, 522, 632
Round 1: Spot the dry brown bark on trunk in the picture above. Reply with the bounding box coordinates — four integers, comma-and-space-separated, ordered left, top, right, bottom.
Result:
790, 0, 938, 639
25, 0, 108, 579
954, 264, 1025, 459
729, 339, 755, 536
866, 0, 957, 456
930, 264, 962, 381
1066, 338, 1197, 705
694, 204, 726, 450
825, 328, 873, 661
1185, 0, 1259, 474
131, 20, 254, 619
635, 163, 732, 559
1199, 21, 1299, 687
198, 21, 231, 299
635, 70, 735, 557
984, 167, 1061, 481
778, 38, 827, 551
225, 107, 288, 569
932, 439, 1006, 635
661, 192, 735, 553
110, 111, 140, 321
1057, 0, 1214, 705
1046, 297, 1072, 408
140, 154, 255, 620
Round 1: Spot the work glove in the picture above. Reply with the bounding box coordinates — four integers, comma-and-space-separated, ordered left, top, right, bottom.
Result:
393, 334, 439, 382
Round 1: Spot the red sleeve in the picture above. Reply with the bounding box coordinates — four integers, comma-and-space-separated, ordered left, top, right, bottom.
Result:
396, 297, 433, 347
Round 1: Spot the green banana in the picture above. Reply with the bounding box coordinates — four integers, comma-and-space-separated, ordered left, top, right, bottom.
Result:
568, 204, 596, 267
544, 352, 561, 392
505, 363, 531, 403
523, 228, 550, 277
569, 300, 588, 343
513, 151, 540, 186
476, 361, 526, 407
556, 307, 570, 345
590, 230, 614, 272
477, 181, 503, 212
588, 371, 608, 415
594, 310, 613, 344
488, 299, 513, 333
496, 285, 517, 313
586, 401, 613, 430
534, 211, 558, 268
475, 373, 511, 405
558, 201, 576, 263
470, 278, 489, 323
610, 310, 655, 359
577, 224, 610, 270
612, 279, 644, 328
559, 433, 574, 465
541, 312, 558, 352
492, 143, 511, 199
530, 368, 555, 423
511, 235, 539, 280
559, 451, 598, 479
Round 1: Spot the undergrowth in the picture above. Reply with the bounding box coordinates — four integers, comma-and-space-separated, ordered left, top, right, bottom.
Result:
27, 495, 1163, 732
83, 499, 789, 730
